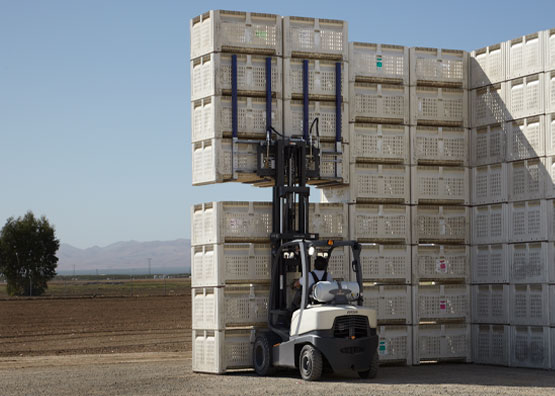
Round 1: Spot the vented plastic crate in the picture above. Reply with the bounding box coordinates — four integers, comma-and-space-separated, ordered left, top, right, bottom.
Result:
413, 284, 469, 323
190, 10, 282, 59
308, 203, 348, 240
506, 73, 545, 121
409, 47, 468, 88
192, 96, 283, 142
410, 166, 469, 205
506, 32, 545, 80
356, 244, 411, 284
191, 202, 272, 246
509, 284, 550, 326
547, 113, 555, 156
349, 82, 410, 124
508, 158, 546, 202
350, 123, 410, 164
192, 285, 270, 330
283, 16, 348, 60
472, 325, 511, 366
349, 42, 409, 84
412, 205, 469, 244
349, 163, 410, 204
471, 284, 510, 324
319, 245, 350, 280
470, 124, 506, 166
470, 42, 507, 88
510, 325, 551, 369
471, 244, 510, 284
191, 243, 271, 287
471, 163, 509, 205
472, 204, 509, 245
378, 325, 412, 364
545, 71, 555, 115
471, 83, 507, 128
283, 99, 349, 142
551, 285, 555, 327
283, 58, 347, 101
545, 28, 555, 73
545, 155, 555, 199
412, 245, 469, 283
410, 86, 468, 127
190, 53, 282, 102
552, 327, 555, 370
509, 200, 552, 243
192, 328, 258, 373
410, 126, 468, 166
363, 284, 412, 324
413, 324, 471, 365
506, 115, 546, 161
349, 204, 411, 243
509, 242, 554, 284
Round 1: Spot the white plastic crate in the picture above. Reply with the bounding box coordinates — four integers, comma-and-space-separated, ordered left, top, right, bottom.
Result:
546, 28, 555, 73
192, 285, 270, 330
413, 324, 471, 365
471, 284, 510, 324
191, 243, 271, 287
506, 73, 545, 121
509, 284, 550, 326
472, 204, 509, 245
412, 205, 469, 244
506, 32, 545, 80
510, 242, 554, 284
410, 126, 468, 166
471, 244, 510, 284
470, 124, 506, 166
552, 327, 555, 370
472, 325, 511, 366
410, 86, 468, 127
506, 115, 546, 161
378, 325, 412, 364
192, 328, 258, 373
349, 42, 409, 84
349, 204, 411, 243
551, 285, 555, 327
471, 163, 509, 205
350, 123, 410, 164
283, 58, 347, 101
508, 158, 546, 202
349, 82, 410, 124
350, 163, 410, 204
545, 155, 555, 199
509, 200, 552, 243
409, 47, 468, 88
308, 203, 348, 240
510, 326, 551, 369
470, 42, 507, 88
190, 10, 282, 59
192, 96, 283, 142
413, 284, 470, 323
363, 284, 412, 324
547, 113, 555, 156
283, 99, 349, 142
357, 244, 411, 284
283, 16, 348, 60
410, 166, 469, 205
546, 70, 555, 114
319, 245, 350, 280
191, 201, 272, 246
471, 83, 507, 128
190, 53, 282, 102
412, 245, 469, 283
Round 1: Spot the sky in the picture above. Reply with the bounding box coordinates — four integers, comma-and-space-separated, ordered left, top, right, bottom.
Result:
1, 0, 554, 248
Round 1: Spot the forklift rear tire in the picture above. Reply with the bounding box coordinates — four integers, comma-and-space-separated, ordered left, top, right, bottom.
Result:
299, 344, 323, 381
253, 334, 276, 376
358, 351, 379, 379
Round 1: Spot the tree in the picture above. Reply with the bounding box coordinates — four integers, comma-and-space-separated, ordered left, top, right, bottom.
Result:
0, 212, 59, 296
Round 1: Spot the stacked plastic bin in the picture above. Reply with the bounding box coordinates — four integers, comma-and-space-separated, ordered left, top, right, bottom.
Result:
409, 47, 472, 365
469, 29, 555, 370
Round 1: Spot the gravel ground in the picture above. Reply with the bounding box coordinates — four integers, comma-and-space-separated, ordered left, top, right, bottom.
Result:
1, 352, 555, 396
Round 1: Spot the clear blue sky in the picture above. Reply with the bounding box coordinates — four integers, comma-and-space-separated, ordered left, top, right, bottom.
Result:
1, 0, 554, 248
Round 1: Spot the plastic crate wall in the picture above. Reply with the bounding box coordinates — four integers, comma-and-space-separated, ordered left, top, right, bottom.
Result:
545, 70, 555, 114
470, 83, 507, 128
190, 10, 282, 59
413, 324, 471, 365
410, 86, 468, 127
471, 163, 508, 205
363, 285, 412, 324
472, 204, 509, 245
509, 242, 555, 284
412, 245, 469, 283
308, 203, 349, 240
510, 325, 551, 369
472, 325, 511, 366
551, 285, 555, 327
349, 82, 410, 124
546, 155, 555, 199
471, 244, 510, 284
412, 284, 470, 323
350, 123, 410, 164
283, 99, 349, 142
471, 284, 510, 324
409, 47, 468, 88
509, 284, 550, 326
378, 325, 412, 364
508, 200, 552, 243
470, 124, 506, 166
349, 204, 411, 243
547, 113, 555, 156
411, 126, 468, 166
546, 28, 555, 73
410, 166, 469, 205
505, 73, 545, 121
470, 42, 507, 88
508, 158, 547, 202
506, 115, 546, 161
349, 42, 409, 84
356, 244, 411, 284
506, 32, 545, 80
349, 163, 410, 204
283, 58, 347, 101
412, 205, 469, 244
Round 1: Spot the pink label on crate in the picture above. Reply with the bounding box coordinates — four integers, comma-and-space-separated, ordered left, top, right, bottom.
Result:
440, 300, 446, 310
436, 259, 448, 274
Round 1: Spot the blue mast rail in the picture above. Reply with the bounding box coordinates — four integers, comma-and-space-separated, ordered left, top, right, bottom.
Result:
303, 60, 309, 140
335, 62, 341, 143
231, 54, 238, 138
266, 57, 272, 132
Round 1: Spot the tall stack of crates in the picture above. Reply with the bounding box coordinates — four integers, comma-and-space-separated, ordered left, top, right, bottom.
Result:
469, 29, 555, 370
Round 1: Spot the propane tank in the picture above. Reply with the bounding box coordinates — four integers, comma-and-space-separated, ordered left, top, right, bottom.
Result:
312, 281, 360, 303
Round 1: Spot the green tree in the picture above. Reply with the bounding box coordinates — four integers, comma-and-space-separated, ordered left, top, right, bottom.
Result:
0, 212, 59, 296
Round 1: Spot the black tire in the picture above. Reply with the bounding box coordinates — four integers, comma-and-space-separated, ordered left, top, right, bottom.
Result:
253, 334, 276, 376
299, 344, 323, 381
359, 350, 379, 379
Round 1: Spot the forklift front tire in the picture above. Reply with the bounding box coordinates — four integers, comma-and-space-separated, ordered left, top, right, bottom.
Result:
358, 350, 379, 379
299, 344, 323, 381
253, 334, 276, 376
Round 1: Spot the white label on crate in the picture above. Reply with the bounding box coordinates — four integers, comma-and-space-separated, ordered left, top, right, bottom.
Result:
378, 340, 387, 355
314, 32, 321, 48
439, 299, 447, 310
439, 219, 446, 235
436, 259, 448, 273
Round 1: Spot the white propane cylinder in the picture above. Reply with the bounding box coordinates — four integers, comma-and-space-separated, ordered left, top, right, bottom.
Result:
312, 281, 360, 303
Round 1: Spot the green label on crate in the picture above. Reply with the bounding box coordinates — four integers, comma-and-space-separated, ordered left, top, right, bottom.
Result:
255, 30, 268, 38
379, 340, 386, 355
376, 55, 383, 68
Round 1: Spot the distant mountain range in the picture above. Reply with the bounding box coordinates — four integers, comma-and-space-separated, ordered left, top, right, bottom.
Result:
57, 239, 190, 275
